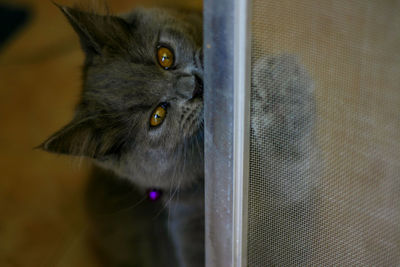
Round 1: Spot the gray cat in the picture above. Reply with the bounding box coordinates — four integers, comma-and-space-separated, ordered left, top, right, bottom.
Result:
40, 6, 204, 267
248, 55, 319, 266
40, 5, 317, 267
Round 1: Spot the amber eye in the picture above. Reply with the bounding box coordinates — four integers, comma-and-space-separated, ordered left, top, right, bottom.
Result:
150, 104, 168, 127
157, 46, 174, 69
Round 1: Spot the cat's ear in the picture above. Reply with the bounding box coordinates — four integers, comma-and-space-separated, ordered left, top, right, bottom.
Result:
56, 4, 130, 56
39, 118, 98, 157
38, 117, 125, 158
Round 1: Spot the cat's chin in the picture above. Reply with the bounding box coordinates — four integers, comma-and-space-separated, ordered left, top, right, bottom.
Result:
119, 167, 203, 191
94, 147, 204, 191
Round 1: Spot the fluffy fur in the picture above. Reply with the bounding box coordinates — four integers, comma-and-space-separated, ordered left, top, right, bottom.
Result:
40, 5, 317, 267
41, 6, 204, 267
41, 6, 204, 190
248, 55, 319, 266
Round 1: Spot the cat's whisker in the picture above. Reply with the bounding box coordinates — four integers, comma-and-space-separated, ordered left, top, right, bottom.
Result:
154, 174, 181, 220
96, 194, 148, 217
154, 141, 186, 221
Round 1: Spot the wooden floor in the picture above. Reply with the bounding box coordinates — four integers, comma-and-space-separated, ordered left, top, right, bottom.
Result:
0, 1, 201, 266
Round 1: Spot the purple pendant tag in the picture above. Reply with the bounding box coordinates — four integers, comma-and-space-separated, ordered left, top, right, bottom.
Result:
147, 188, 162, 201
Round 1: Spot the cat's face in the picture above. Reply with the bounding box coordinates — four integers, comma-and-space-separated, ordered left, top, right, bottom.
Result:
41, 6, 204, 189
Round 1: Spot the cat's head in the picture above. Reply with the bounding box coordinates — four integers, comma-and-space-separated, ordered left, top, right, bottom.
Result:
40, 6, 204, 189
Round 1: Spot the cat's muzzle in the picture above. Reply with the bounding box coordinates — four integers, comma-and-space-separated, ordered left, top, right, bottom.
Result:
192, 74, 203, 99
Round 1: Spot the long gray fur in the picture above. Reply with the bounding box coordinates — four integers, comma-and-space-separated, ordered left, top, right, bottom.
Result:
40, 5, 317, 267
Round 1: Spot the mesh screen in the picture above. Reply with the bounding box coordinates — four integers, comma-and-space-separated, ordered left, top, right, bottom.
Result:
248, 0, 400, 266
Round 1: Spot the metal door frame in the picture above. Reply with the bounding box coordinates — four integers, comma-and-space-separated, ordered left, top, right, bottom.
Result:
204, 0, 252, 265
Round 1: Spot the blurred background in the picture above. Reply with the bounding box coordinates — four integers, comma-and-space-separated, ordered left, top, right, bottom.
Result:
0, 0, 201, 266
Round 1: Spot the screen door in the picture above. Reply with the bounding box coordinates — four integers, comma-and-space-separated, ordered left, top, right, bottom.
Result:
204, 0, 400, 266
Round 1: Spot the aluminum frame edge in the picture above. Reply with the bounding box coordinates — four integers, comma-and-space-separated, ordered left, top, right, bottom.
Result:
232, 0, 252, 266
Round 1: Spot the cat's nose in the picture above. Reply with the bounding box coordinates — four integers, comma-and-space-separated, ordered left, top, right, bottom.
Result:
192, 74, 203, 99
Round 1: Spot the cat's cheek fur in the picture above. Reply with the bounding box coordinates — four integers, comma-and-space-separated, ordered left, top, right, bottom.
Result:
95, 146, 204, 190
41, 6, 206, 266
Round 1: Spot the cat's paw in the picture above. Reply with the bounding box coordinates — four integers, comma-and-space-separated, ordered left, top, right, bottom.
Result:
251, 54, 315, 157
